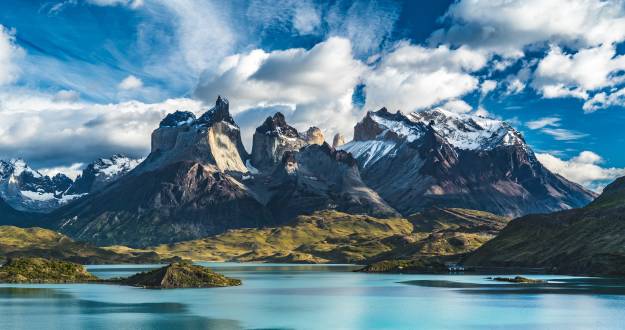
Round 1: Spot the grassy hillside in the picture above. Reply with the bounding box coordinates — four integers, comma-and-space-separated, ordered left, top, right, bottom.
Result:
465, 176, 625, 275
0, 226, 166, 264
109, 209, 507, 264
0, 257, 98, 283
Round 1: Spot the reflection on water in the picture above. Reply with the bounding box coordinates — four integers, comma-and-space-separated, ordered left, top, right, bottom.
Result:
402, 277, 625, 295
1, 263, 625, 329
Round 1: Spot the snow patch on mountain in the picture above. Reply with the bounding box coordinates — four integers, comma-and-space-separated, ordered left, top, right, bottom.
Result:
340, 140, 397, 167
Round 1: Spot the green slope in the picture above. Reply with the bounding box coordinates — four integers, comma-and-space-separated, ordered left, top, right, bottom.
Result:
465, 176, 625, 275
0, 226, 166, 264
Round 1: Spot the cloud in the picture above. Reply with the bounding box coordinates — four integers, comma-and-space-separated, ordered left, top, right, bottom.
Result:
438, 99, 473, 114
583, 87, 625, 112
0, 89, 204, 168
540, 128, 588, 141
526, 117, 561, 130
480, 80, 497, 97
432, 0, 625, 56
525, 116, 587, 141
325, 0, 401, 55
532, 45, 625, 99
54, 90, 80, 102
86, 0, 143, 9
143, 0, 236, 79
118, 75, 143, 90
245, 0, 322, 36
39, 163, 84, 180
537, 151, 625, 191
364, 43, 487, 112
195, 37, 366, 141
0, 25, 23, 85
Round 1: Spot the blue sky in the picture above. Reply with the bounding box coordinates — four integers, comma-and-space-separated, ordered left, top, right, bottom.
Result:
0, 0, 624, 190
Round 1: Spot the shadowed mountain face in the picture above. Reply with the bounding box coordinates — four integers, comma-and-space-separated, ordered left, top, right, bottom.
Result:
264, 143, 398, 221
465, 176, 625, 275
340, 108, 595, 218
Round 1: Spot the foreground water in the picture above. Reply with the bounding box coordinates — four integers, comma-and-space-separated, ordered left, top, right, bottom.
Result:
1, 263, 625, 329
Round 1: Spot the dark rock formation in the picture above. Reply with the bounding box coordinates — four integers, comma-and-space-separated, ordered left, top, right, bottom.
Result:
250, 112, 308, 170
265, 143, 398, 221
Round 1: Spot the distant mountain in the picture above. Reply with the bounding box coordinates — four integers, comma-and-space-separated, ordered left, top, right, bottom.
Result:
340, 107, 595, 217
0, 159, 80, 213
68, 154, 142, 195
465, 175, 625, 275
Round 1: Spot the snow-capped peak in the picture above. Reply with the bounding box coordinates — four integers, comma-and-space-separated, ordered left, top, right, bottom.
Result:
92, 154, 143, 178
0, 158, 43, 179
408, 108, 525, 150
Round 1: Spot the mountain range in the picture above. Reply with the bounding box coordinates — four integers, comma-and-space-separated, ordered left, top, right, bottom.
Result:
0, 96, 596, 248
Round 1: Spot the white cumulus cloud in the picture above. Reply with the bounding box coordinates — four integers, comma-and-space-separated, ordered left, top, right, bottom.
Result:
538, 151, 625, 191
0, 25, 23, 85
194, 37, 366, 144
533, 45, 625, 99
433, 0, 625, 56
0, 89, 204, 168
118, 75, 144, 90
364, 43, 487, 112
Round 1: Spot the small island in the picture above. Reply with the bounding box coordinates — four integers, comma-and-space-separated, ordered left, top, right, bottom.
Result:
488, 276, 547, 284
0, 257, 241, 288
120, 261, 242, 288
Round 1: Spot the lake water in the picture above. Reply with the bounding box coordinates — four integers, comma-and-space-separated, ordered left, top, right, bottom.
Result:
1, 263, 625, 329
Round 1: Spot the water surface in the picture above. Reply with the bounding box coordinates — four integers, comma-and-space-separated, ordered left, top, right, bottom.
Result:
1, 263, 625, 329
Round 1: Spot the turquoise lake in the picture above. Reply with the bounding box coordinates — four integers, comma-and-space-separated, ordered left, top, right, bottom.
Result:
1, 263, 625, 329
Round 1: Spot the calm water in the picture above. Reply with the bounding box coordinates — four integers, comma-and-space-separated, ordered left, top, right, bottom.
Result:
1, 263, 625, 329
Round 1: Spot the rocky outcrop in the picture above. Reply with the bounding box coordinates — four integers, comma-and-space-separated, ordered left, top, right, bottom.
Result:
301, 126, 325, 145
140, 96, 249, 173
120, 261, 241, 288
341, 108, 595, 217
250, 112, 308, 170
332, 133, 346, 148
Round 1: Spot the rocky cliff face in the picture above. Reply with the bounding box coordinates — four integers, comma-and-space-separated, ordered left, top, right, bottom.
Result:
332, 133, 346, 148
301, 126, 325, 145
265, 143, 398, 221
140, 96, 249, 173
250, 112, 308, 170
341, 108, 595, 217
